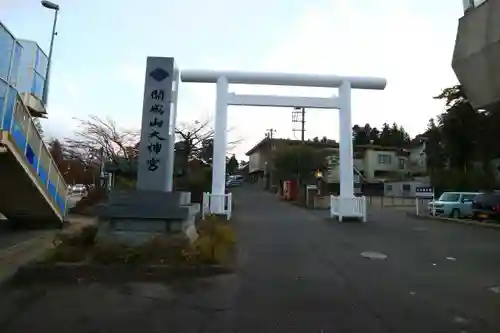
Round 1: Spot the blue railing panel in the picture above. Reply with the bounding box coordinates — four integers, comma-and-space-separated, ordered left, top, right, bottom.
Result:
1, 87, 15, 130
47, 182, 56, 198
26, 144, 35, 167
38, 167, 48, 185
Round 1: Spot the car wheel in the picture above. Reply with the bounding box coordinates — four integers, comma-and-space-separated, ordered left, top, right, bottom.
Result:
450, 209, 460, 219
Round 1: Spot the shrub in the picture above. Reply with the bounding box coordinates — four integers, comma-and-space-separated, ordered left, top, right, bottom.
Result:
194, 214, 236, 264
91, 235, 197, 266
141, 234, 192, 265
45, 215, 236, 267
53, 225, 97, 248
45, 225, 98, 263
91, 241, 143, 265
50, 244, 87, 263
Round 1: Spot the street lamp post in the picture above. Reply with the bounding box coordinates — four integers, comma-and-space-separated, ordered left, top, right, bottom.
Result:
41, 0, 60, 107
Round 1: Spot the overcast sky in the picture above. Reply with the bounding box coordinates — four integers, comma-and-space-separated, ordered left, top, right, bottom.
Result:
1, 0, 463, 159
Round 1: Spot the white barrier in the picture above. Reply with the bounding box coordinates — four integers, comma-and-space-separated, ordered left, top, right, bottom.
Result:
330, 196, 367, 222
202, 192, 233, 220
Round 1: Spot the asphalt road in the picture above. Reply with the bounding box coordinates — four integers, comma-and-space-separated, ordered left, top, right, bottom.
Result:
1, 186, 500, 332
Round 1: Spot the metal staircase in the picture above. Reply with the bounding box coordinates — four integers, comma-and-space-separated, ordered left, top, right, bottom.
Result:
0, 86, 68, 226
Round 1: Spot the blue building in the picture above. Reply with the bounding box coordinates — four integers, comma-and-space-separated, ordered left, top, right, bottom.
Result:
1, 22, 49, 122
0, 22, 23, 129
17, 39, 49, 103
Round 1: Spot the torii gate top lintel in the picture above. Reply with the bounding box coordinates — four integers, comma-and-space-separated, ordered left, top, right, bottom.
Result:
181, 70, 387, 90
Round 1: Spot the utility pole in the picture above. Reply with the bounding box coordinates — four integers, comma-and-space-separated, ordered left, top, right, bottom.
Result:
300, 107, 305, 142
292, 107, 306, 142
41, 0, 60, 107
265, 128, 276, 139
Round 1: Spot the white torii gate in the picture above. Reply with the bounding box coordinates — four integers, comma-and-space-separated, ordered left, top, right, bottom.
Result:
181, 70, 386, 220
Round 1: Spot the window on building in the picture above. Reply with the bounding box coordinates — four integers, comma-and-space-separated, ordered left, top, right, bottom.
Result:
31, 72, 44, 99
10, 43, 22, 87
463, 0, 487, 12
402, 184, 411, 192
0, 25, 14, 81
386, 185, 393, 191
399, 158, 405, 169
35, 47, 48, 79
0, 80, 7, 128
378, 154, 392, 165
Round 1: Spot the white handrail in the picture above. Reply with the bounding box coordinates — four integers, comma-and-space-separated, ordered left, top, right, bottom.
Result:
330, 195, 367, 222
202, 192, 232, 220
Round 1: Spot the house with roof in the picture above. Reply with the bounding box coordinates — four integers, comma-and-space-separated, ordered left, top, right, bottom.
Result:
245, 136, 429, 190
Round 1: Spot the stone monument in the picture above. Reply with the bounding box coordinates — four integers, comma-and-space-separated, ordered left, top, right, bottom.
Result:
96, 57, 199, 244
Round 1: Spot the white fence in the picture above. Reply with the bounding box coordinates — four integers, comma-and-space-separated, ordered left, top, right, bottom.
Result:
330, 196, 367, 222
202, 192, 233, 220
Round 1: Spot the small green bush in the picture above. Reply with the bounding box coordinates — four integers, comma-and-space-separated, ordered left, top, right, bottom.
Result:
91, 241, 144, 265
53, 225, 97, 248
141, 234, 192, 265
194, 214, 236, 264
91, 235, 196, 266
50, 244, 87, 263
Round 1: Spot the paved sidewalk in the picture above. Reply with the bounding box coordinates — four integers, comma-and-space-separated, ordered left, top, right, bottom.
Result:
0, 216, 96, 285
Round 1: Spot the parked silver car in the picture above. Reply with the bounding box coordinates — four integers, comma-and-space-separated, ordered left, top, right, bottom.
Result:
428, 192, 479, 218
226, 175, 244, 187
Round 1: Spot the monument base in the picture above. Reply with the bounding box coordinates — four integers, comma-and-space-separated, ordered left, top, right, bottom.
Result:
95, 190, 199, 245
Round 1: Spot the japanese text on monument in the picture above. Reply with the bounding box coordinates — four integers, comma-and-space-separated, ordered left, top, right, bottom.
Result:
147, 89, 166, 172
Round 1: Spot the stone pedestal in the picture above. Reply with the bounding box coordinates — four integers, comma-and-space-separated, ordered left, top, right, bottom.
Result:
95, 190, 199, 245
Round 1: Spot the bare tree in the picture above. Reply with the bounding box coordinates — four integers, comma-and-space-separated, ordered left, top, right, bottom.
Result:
175, 118, 214, 161
62, 115, 241, 180
175, 117, 242, 162
64, 116, 140, 169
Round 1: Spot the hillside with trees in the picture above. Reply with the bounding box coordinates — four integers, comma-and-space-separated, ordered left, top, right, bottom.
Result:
424, 85, 500, 191
351, 122, 411, 148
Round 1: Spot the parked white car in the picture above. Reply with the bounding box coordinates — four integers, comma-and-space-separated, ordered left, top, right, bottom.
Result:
70, 184, 87, 196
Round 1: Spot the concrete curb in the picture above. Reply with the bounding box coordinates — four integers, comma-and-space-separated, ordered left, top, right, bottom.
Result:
9, 263, 233, 285
406, 212, 500, 230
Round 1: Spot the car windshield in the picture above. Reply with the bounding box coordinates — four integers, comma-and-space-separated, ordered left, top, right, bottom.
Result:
438, 193, 460, 202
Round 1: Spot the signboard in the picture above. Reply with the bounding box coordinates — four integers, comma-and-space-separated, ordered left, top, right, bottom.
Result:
136, 57, 176, 192
415, 186, 434, 198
